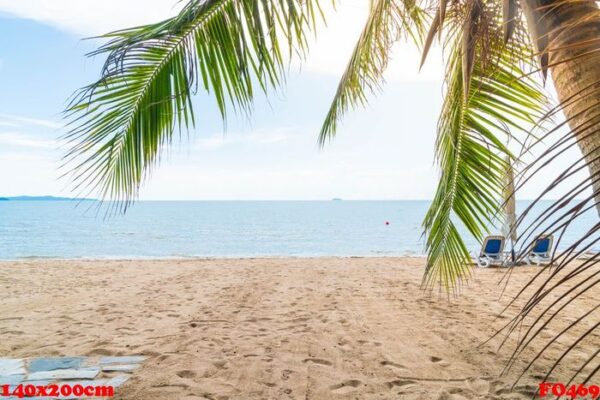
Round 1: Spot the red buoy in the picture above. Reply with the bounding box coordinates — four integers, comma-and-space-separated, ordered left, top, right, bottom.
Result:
385, 221, 390, 226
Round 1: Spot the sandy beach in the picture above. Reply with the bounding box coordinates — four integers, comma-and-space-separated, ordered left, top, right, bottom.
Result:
0, 257, 597, 399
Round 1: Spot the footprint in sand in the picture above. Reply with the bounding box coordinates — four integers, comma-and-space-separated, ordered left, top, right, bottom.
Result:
281, 369, 294, 381
495, 384, 538, 397
302, 358, 332, 366
86, 348, 113, 356
337, 340, 353, 351
380, 360, 405, 369
330, 380, 362, 394
386, 380, 416, 389
176, 370, 196, 379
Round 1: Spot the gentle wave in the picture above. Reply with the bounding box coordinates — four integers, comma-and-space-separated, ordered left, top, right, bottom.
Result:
0, 200, 595, 259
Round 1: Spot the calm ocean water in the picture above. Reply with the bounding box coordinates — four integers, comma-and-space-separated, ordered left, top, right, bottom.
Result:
0, 200, 596, 259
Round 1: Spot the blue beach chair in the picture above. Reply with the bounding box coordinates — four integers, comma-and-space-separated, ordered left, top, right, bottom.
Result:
476, 236, 506, 268
526, 235, 554, 266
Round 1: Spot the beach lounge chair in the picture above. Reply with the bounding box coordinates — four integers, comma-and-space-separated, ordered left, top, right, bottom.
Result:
476, 236, 506, 268
525, 235, 554, 266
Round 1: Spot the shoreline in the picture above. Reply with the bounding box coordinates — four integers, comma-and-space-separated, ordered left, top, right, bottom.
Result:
1, 257, 596, 399
0, 254, 431, 262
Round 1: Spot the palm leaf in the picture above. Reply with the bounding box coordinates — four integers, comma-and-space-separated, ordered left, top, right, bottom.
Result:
420, 9, 441, 68
63, 0, 327, 211
422, 12, 546, 290
495, 64, 600, 388
319, 0, 425, 144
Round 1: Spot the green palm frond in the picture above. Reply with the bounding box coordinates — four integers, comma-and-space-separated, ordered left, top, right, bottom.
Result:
318, 0, 425, 144
63, 0, 327, 211
422, 18, 546, 290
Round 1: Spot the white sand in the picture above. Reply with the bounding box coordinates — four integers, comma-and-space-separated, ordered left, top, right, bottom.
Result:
0, 257, 597, 399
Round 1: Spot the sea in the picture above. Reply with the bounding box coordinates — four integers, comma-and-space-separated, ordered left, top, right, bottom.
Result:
0, 200, 596, 260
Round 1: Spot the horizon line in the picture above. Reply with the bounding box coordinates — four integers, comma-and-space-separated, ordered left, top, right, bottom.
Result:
2, 197, 583, 202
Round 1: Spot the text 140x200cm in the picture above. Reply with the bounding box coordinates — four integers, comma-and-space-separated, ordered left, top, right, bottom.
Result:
1, 383, 114, 398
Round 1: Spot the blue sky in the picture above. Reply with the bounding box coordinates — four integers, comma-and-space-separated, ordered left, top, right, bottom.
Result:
0, 0, 586, 200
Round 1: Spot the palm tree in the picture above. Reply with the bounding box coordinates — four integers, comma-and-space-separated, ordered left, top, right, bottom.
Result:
64, 0, 599, 387
524, 0, 600, 213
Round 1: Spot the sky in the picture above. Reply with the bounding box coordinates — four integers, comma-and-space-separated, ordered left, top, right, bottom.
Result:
0, 0, 588, 200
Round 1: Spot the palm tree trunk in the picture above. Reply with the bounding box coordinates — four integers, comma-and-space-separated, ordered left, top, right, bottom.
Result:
522, 0, 600, 214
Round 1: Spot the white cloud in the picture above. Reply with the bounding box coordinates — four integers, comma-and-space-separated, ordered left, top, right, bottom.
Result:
0, 121, 19, 128
0, 115, 63, 195
0, 115, 61, 150
302, 1, 445, 82
0, 153, 49, 162
0, 153, 59, 196
0, 0, 445, 82
0, 132, 56, 149
0, 0, 183, 37
0, 113, 62, 129
193, 128, 298, 150
141, 163, 437, 200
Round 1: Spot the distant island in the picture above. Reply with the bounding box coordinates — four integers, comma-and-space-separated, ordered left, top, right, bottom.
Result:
0, 196, 96, 201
